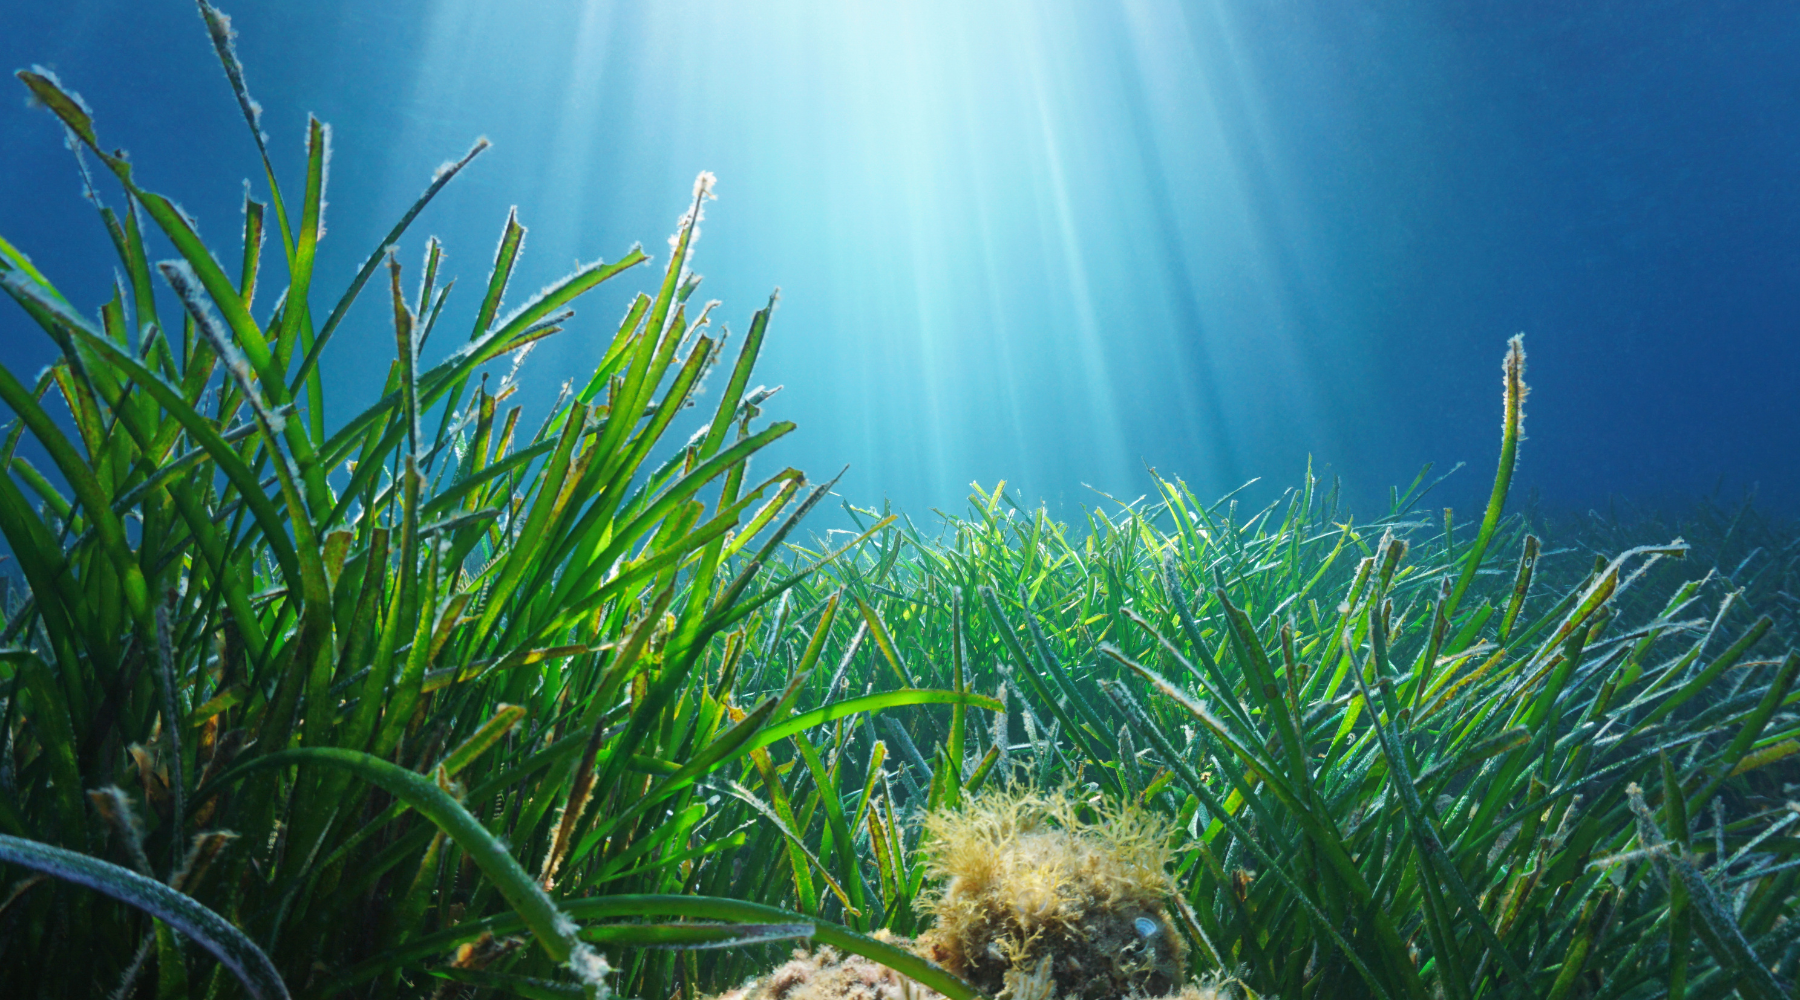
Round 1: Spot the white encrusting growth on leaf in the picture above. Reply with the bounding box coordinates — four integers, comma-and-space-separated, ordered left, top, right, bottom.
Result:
20, 66, 91, 117
311, 118, 331, 241
196, 2, 267, 146
564, 936, 615, 995
436, 137, 490, 183
1504, 332, 1527, 442
673, 170, 718, 250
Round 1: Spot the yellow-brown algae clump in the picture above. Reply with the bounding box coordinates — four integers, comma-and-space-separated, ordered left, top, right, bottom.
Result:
914, 788, 1185, 1000
710, 933, 943, 1000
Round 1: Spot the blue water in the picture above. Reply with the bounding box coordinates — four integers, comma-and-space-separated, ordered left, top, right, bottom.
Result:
5, 1, 1797, 519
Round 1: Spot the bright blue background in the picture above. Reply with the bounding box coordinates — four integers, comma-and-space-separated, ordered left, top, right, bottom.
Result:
5, 1, 1797, 519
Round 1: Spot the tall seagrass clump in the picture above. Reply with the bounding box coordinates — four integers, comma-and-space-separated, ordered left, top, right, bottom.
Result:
0, 5, 1002, 999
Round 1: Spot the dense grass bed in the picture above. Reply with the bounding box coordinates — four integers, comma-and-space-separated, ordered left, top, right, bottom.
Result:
1, 5, 1797, 999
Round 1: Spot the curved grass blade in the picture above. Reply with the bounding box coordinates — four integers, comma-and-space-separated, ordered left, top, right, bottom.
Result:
327, 895, 978, 1000
595, 901, 967, 999
582, 922, 814, 950
747, 688, 1002, 757
0, 834, 289, 1000
200, 748, 605, 984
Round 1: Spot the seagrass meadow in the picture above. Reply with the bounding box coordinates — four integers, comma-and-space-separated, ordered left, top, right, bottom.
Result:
2, 5, 1799, 1000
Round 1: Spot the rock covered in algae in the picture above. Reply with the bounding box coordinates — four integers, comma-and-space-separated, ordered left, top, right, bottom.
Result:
713, 788, 1224, 1000
913, 787, 1187, 1000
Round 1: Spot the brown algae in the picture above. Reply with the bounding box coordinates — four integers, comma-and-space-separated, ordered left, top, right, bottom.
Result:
913, 787, 1186, 1000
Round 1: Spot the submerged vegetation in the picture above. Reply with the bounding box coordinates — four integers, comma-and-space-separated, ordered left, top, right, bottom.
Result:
2, 5, 1798, 999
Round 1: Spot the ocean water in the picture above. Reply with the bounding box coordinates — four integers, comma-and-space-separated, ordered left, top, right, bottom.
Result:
5, 0, 1797, 521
